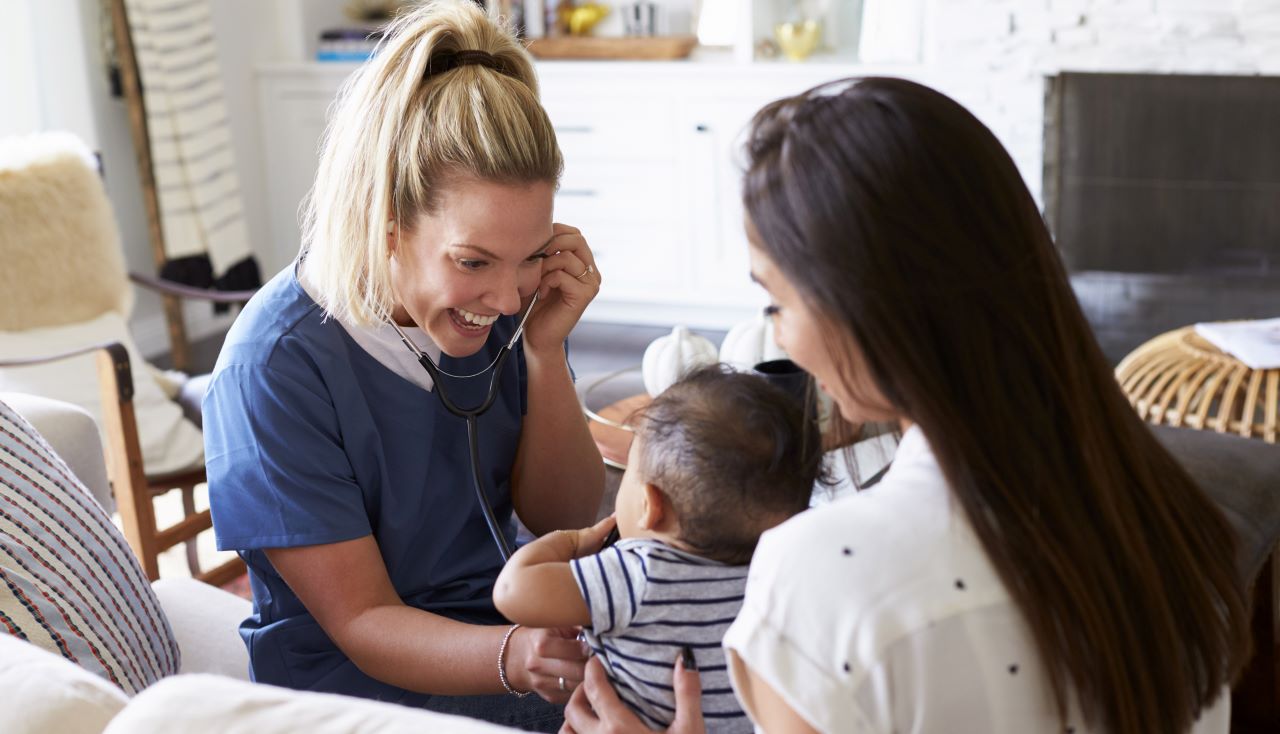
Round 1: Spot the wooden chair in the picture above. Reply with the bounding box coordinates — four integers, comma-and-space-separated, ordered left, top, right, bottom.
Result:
0, 132, 254, 585
0, 344, 244, 586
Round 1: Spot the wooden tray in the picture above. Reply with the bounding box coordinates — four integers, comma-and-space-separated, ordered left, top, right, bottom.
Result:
526, 35, 697, 60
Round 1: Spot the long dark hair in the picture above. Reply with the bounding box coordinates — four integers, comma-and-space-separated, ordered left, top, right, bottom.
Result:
742, 77, 1250, 734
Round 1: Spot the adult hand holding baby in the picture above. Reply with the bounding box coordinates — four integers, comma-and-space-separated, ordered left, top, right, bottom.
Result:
493, 515, 617, 703
502, 625, 590, 705
562, 652, 706, 734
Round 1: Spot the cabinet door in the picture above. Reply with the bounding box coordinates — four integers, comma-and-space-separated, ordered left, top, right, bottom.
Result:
257, 80, 336, 270
541, 93, 678, 164
679, 96, 776, 310
556, 160, 684, 295
543, 88, 685, 299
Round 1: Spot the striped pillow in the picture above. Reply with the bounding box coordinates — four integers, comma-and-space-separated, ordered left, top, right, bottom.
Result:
0, 399, 179, 694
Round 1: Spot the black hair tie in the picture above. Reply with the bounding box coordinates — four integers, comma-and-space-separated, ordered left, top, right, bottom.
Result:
426, 49, 505, 77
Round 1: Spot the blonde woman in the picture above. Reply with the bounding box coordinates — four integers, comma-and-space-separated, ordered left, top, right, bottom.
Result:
203, 2, 604, 729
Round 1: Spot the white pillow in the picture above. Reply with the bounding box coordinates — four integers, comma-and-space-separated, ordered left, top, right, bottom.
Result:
0, 635, 128, 734
0, 311, 203, 477
104, 675, 520, 734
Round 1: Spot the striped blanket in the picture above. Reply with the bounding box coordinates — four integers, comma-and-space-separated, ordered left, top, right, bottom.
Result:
121, 0, 260, 296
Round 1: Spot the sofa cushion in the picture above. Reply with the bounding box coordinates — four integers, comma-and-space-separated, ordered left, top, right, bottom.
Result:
103, 674, 519, 734
0, 393, 113, 514
0, 634, 129, 734
0, 400, 180, 695
150, 577, 251, 679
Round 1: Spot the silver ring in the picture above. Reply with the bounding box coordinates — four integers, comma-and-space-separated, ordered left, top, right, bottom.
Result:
575, 264, 595, 280
558, 676, 567, 691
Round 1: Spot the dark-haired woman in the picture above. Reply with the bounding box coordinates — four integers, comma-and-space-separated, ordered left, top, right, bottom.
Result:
563, 77, 1250, 734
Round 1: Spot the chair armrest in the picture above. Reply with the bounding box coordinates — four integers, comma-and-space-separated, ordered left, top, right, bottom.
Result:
129, 271, 257, 304
0, 343, 136, 516
0, 342, 134, 402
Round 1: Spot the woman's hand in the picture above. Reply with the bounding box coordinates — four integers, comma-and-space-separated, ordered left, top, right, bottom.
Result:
524, 223, 600, 354
507, 625, 590, 704
562, 652, 706, 734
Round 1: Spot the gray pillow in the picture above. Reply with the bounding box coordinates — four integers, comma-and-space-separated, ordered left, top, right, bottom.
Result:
1153, 424, 1280, 583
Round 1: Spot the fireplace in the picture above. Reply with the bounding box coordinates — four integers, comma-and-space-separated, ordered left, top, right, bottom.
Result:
1043, 72, 1280, 363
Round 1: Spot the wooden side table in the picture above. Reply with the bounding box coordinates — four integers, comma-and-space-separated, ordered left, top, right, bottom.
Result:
1116, 325, 1279, 443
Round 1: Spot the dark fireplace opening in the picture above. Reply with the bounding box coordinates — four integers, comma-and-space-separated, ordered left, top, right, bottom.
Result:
1043, 71, 1280, 362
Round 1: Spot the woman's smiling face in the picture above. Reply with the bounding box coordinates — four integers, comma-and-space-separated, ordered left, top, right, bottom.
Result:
388, 177, 555, 357
746, 237, 898, 428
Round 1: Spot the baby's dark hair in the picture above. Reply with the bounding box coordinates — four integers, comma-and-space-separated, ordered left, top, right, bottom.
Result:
633, 364, 826, 565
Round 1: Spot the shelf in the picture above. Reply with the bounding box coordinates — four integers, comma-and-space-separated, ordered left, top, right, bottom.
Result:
526, 35, 698, 61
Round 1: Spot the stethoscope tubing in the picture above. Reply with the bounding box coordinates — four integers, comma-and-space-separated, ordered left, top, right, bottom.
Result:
389, 293, 540, 564
415, 349, 516, 562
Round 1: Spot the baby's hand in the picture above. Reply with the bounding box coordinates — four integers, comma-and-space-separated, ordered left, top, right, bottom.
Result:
581, 514, 618, 555
537, 514, 616, 561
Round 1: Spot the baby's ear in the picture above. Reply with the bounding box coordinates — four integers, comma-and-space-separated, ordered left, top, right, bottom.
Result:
640, 483, 676, 532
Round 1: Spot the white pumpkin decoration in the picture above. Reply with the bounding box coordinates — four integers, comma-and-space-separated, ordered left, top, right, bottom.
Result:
642, 326, 719, 396
718, 312, 788, 370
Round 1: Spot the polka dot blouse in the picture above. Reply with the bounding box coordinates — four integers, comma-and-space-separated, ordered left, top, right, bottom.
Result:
721, 426, 1230, 734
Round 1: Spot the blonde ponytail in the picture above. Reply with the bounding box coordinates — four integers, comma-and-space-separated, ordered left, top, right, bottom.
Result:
302, 0, 562, 326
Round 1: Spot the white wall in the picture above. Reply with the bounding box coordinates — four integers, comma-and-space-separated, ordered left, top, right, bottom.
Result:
0, 3, 42, 136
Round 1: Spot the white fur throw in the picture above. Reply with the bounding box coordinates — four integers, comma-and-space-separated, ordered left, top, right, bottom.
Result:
0, 132, 133, 331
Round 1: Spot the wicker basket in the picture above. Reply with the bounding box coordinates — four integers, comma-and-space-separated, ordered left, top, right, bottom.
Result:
1115, 325, 1279, 443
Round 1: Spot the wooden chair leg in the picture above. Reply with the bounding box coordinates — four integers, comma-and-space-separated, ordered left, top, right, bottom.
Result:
181, 485, 202, 576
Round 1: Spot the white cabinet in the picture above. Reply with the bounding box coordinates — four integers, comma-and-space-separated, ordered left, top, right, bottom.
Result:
541, 89, 685, 300
677, 94, 780, 310
256, 67, 351, 272
255, 60, 868, 328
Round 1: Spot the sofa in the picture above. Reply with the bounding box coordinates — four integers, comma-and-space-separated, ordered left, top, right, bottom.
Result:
1, 394, 1277, 732
0, 395, 513, 733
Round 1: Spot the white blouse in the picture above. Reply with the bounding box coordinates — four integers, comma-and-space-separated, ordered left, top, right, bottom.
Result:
723, 426, 1229, 734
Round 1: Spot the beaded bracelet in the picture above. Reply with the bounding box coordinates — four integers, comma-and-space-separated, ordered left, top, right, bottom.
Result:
498, 623, 531, 698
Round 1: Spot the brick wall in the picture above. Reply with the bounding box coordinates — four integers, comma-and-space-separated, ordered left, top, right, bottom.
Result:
920, 0, 1280, 204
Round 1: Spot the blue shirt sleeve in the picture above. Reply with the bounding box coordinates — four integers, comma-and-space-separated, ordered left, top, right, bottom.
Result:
204, 362, 372, 551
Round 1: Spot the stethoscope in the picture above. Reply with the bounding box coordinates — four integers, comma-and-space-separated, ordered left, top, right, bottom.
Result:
388, 291, 540, 563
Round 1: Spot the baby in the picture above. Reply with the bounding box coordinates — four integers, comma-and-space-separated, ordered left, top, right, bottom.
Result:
494, 364, 824, 731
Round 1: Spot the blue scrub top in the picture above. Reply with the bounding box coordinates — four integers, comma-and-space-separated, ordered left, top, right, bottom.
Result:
204, 265, 530, 704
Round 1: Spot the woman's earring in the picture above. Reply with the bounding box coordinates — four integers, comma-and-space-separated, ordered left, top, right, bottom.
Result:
386, 221, 396, 234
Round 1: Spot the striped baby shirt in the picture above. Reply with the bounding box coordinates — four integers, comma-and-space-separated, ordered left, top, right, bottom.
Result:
571, 538, 751, 732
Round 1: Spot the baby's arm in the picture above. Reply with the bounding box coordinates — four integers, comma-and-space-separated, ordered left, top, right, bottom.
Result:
494, 515, 616, 628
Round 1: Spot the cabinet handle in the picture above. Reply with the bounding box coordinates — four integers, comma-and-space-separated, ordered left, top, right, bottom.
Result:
695, 124, 709, 132
558, 189, 598, 197
555, 125, 595, 134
